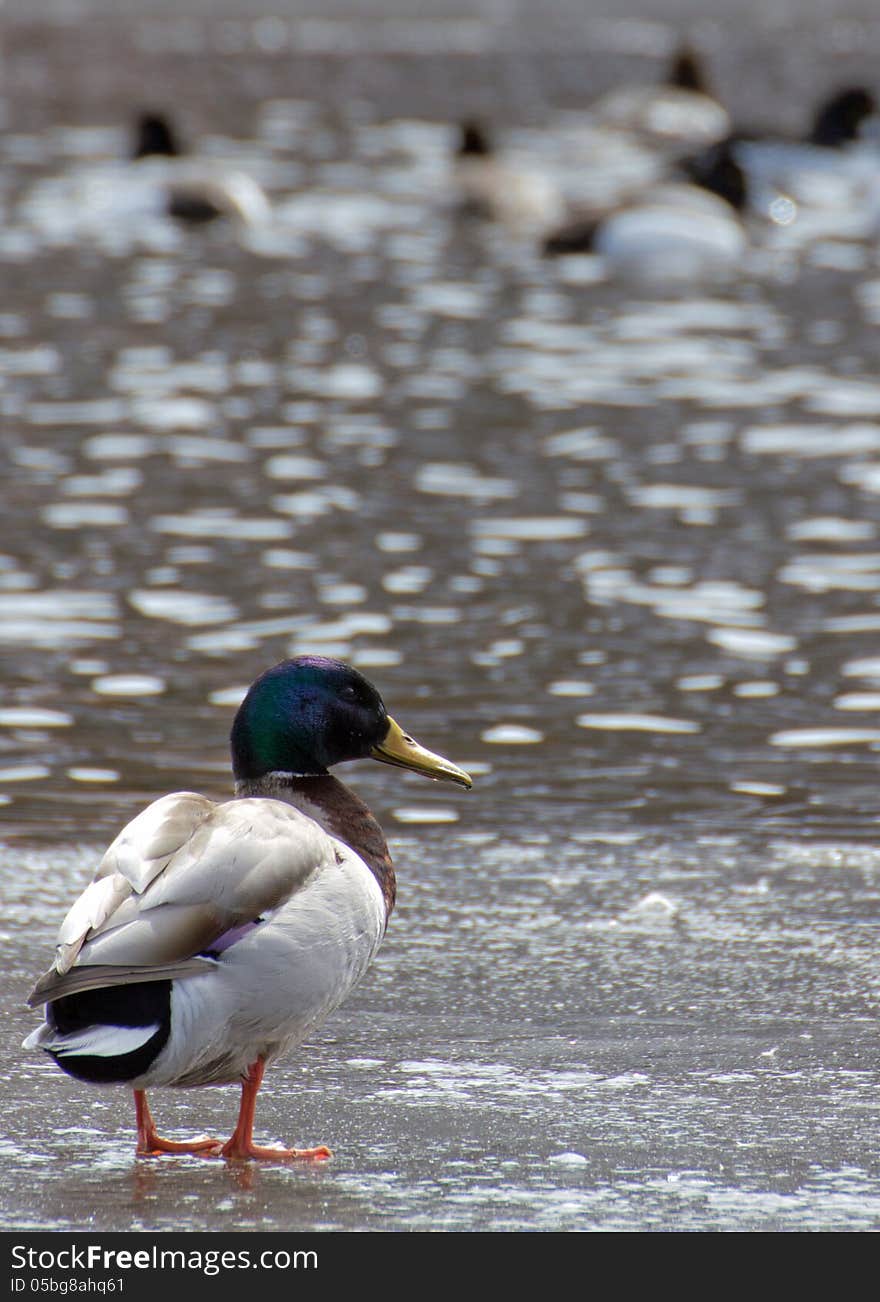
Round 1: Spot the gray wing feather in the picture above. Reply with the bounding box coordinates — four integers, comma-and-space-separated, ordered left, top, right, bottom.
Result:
27, 957, 216, 1006
31, 792, 334, 1006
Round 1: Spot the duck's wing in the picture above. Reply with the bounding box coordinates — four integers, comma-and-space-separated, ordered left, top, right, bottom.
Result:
28, 792, 334, 1006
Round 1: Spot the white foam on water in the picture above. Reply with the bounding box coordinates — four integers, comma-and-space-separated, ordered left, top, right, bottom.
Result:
28, 399, 126, 425
480, 725, 544, 744
577, 713, 700, 734
838, 461, 880, 495
90, 675, 165, 697
66, 768, 120, 783
0, 764, 50, 782
548, 1152, 588, 1167
787, 517, 876, 542
733, 681, 779, 698
263, 454, 326, 480
627, 483, 738, 518
377, 531, 422, 553
742, 423, 880, 456
779, 552, 880, 593
272, 486, 361, 521
730, 781, 786, 797
0, 345, 61, 375
770, 728, 880, 748
208, 686, 248, 708
392, 807, 460, 824
410, 282, 491, 319
382, 566, 433, 594
806, 381, 880, 417
61, 469, 142, 497
0, 592, 118, 646
841, 656, 880, 678
130, 398, 216, 431
470, 517, 588, 541
151, 512, 291, 540
128, 589, 237, 626
547, 680, 595, 696
824, 614, 880, 633
833, 693, 880, 711
707, 628, 797, 657
42, 503, 129, 528
83, 433, 158, 460
677, 674, 724, 692
415, 463, 517, 500
260, 549, 315, 570
0, 708, 72, 727
542, 427, 619, 460
318, 582, 368, 606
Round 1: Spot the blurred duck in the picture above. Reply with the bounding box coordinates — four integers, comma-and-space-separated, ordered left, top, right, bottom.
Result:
685, 86, 880, 237
24, 657, 472, 1160
132, 110, 272, 227
453, 119, 567, 235
586, 43, 731, 149
543, 141, 748, 280
18, 109, 272, 250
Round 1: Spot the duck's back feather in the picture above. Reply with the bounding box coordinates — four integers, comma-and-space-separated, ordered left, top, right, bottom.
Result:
30, 791, 342, 1004
26, 788, 388, 1088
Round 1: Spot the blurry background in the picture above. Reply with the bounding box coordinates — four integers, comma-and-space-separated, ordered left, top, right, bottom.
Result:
2, 0, 880, 1231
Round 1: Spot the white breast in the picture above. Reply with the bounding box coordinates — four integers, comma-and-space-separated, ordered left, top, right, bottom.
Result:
596, 186, 745, 281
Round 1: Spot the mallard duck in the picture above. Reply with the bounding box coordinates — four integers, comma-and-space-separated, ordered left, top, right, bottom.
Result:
453, 119, 567, 235
24, 656, 471, 1160
543, 162, 748, 281
587, 43, 731, 148
682, 86, 880, 235
131, 109, 272, 228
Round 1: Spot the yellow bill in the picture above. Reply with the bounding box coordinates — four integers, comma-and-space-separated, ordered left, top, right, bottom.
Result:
371, 717, 472, 789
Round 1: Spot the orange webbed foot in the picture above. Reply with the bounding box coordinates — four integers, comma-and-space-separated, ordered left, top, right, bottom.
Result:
219, 1138, 332, 1162
219, 1057, 333, 1161
136, 1134, 224, 1158
133, 1089, 223, 1158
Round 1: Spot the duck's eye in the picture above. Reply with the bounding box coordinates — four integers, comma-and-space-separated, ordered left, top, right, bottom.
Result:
340, 685, 358, 702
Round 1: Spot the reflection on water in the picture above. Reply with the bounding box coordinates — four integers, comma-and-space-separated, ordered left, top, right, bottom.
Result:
3, 3, 880, 1232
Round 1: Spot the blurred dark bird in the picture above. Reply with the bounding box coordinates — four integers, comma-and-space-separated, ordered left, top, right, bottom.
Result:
586, 42, 731, 147
131, 108, 271, 227
542, 141, 748, 280
679, 84, 880, 237
808, 86, 876, 148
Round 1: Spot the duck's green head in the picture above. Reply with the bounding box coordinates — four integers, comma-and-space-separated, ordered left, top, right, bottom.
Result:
230, 656, 472, 789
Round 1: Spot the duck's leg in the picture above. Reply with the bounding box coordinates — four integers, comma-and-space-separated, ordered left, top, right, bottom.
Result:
219, 1057, 332, 1161
134, 1089, 223, 1157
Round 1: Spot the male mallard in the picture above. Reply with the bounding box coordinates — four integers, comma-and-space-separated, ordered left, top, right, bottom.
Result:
24, 656, 471, 1160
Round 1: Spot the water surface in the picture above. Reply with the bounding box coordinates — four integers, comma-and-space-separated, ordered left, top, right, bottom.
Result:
2, 1, 880, 1232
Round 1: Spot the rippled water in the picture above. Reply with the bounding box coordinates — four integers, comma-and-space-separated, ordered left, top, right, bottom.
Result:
3, 2, 880, 1232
